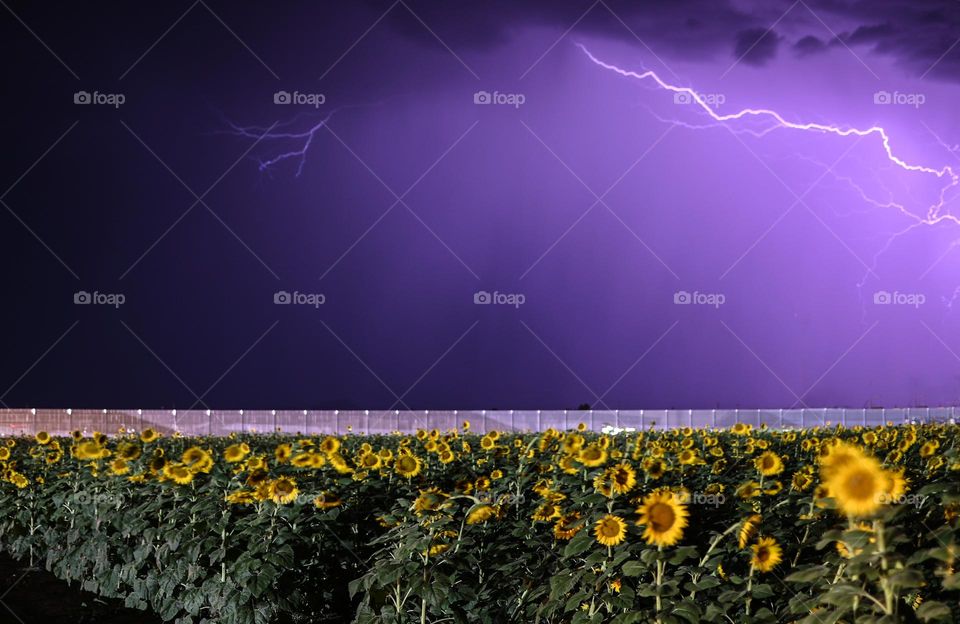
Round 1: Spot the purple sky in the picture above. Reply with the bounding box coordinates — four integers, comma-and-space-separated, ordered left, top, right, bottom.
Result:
2, 1, 960, 409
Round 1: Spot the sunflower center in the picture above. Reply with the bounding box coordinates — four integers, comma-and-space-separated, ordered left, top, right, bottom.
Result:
649, 502, 676, 532
600, 519, 622, 537
844, 469, 877, 500
756, 547, 770, 563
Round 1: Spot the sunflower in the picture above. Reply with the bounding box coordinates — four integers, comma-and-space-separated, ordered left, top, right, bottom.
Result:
224, 444, 249, 463
163, 463, 194, 485
594, 514, 628, 547
605, 463, 637, 495
109, 458, 130, 476
118, 443, 142, 460
245, 455, 267, 472
578, 444, 608, 468
750, 537, 782, 572
824, 452, 889, 517
763, 481, 783, 496
413, 488, 448, 515
593, 473, 614, 497
636, 491, 688, 547
74, 441, 109, 460
466, 504, 496, 525
0, 448, 9, 461
738, 514, 762, 549
268, 477, 299, 504
678, 449, 702, 465
736, 481, 762, 499
274, 443, 292, 464
819, 442, 863, 478
357, 451, 381, 470
313, 491, 343, 510
245, 469, 269, 487
754, 451, 784, 476
225, 490, 256, 505
319, 436, 341, 454
559, 455, 579, 475
139, 428, 159, 443
35, 431, 51, 445
554, 512, 584, 540
181, 447, 213, 473
643, 457, 668, 479
532, 503, 562, 522
791, 470, 814, 492
327, 453, 352, 474
394, 453, 423, 479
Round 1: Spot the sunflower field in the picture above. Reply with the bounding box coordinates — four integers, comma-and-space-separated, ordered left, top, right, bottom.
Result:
0, 422, 958, 624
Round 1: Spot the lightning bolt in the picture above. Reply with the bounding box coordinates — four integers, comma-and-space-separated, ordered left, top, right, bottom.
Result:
227, 111, 337, 177
578, 44, 955, 183
576, 43, 960, 248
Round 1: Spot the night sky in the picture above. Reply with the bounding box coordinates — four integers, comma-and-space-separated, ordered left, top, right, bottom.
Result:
3, 0, 960, 410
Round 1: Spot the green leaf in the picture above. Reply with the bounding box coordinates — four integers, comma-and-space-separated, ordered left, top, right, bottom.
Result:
916, 601, 953, 622
621, 560, 646, 577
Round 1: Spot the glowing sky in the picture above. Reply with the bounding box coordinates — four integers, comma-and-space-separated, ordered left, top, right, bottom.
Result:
3, 1, 960, 409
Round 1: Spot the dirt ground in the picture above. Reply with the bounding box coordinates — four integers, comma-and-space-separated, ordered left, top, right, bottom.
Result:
0, 551, 161, 624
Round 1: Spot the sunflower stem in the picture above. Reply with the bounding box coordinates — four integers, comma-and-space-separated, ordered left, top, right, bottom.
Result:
874, 518, 895, 616
655, 545, 664, 621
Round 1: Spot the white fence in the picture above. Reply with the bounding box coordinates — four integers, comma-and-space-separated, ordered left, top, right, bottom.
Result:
0, 408, 955, 437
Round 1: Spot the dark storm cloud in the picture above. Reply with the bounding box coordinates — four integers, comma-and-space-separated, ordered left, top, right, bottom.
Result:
733, 27, 782, 65
368, 0, 764, 61
794, 34, 827, 56
803, 0, 960, 80
370, 0, 960, 81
